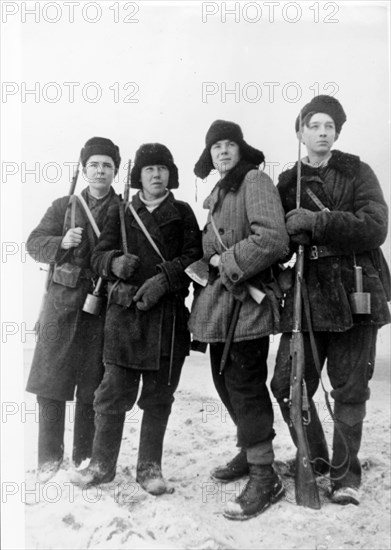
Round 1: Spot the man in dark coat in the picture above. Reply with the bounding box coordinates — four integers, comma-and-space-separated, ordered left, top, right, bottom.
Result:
72, 143, 202, 495
26, 137, 121, 482
271, 95, 390, 506
189, 120, 289, 520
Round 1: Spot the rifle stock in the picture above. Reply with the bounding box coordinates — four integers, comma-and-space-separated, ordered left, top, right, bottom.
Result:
289, 304, 321, 509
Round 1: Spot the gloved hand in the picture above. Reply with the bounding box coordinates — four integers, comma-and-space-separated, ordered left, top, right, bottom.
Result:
133, 273, 169, 311
286, 208, 317, 235
290, 233, 312, 246
111, 253, 140, 280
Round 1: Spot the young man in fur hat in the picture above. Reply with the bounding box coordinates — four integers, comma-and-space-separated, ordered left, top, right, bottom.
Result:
72, 143, 202, 495
188, 120, 290, 520
271, 95, 390, 505
26, 137, 121, 482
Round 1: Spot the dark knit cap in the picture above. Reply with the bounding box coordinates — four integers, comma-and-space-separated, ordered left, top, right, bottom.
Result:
194, 119, 265, 179
80, 137, 121, 173
130, 143, 179, 189
295, 95, 347, 134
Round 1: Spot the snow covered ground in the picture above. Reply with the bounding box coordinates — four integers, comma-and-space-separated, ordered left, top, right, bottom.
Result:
23, 332, 390, 550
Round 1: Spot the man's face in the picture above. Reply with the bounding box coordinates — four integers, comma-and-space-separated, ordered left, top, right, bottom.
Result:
300, 113, 337, 157
140, 165, 170, 200
210, 140, 241, 176
84, 154, 115, 196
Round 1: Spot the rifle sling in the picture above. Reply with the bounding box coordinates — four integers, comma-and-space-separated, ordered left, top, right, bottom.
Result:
76, 194, 101, 238
127, 202, 166, 262
301, 278, 350, 478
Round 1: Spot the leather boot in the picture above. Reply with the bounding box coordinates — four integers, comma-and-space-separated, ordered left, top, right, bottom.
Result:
71, 412, 125, 486
223, 464, 285, 520
211, 448, 249, 483
37, 397, 66, 483
330, 402, 365, 506
136, 409, 172, 496
72, 401, 95, 468
280, 398, 330, 476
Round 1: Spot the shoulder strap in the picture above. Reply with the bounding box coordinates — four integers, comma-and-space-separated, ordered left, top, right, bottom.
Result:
76, 194, 101, 238
127, 202, 166, 262
210, 214, 228, 251
305, 187, 330, 212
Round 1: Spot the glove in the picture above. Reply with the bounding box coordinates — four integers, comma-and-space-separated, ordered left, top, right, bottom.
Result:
290, 233, 312, 246
111, 253, 140, 280
286, 208, 317, 235
133, 273, 169, 311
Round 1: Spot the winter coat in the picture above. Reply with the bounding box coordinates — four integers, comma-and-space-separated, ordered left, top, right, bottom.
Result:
188, 166, 290, 343
91, 191, 202, 370
278, 150, 391, 332
26, 187, 120, 402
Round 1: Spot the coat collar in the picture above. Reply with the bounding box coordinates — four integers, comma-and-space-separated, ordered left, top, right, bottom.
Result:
278, 150, 361, 190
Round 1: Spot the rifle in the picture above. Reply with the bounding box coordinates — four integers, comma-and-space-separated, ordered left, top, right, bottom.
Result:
45, 159, 80, 290
35, 160, 80, 328
288, 113, 321, 509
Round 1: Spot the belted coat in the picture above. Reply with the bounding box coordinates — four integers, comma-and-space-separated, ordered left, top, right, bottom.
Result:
91, 191, 202, 371
277, 150, 391, 332
26, 187, 120, 402
188, 166, 290, 342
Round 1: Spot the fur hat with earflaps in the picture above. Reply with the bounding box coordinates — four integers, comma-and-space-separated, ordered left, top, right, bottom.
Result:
80, 137, 121, 174
194, 120, 265, 179
295, 95, 347, 134
130, 143, 179, 189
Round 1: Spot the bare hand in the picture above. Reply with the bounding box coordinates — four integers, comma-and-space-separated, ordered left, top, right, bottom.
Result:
61, 227, 83, 249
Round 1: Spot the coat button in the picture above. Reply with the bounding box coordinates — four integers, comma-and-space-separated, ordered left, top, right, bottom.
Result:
232, 273, 239, 281
218, 228, 225, 235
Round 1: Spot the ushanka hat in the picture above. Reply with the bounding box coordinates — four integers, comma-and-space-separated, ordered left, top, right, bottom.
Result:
130, 143, 179, 189
295, 95, 347, 134
194, 120, 265, 179
80, 137, 121, 174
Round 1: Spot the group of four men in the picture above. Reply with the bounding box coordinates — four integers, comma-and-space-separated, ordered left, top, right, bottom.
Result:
26, 95, 390, 521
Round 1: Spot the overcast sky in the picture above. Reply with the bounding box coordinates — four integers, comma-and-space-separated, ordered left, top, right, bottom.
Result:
1, 2, 390, 546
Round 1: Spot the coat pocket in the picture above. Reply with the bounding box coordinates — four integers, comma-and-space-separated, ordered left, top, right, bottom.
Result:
52, 263, 82, 288
371, 248, 391, 301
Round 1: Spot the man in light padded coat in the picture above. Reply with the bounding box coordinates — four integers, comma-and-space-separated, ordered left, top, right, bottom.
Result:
271, 95, 390, 506
189, 120, 289, 520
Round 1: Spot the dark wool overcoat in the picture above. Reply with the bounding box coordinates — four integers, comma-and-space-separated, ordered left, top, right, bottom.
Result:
26, 187, 120, 402
278, 150, 391, 332
91, 191, 202, 370
188, 168, 290, 342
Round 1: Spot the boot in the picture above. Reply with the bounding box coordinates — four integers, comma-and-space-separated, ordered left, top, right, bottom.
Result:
223, 464, 285, 520
71, 412, 125, 486
330, 402, 365, 506
211, 448, 249, 483
136, 409, 172, 496
280, 399, 330, 476
37, 397, 66, 483
72, 401, 95, 468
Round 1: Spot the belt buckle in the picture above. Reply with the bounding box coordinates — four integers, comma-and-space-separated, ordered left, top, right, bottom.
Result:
309, 245, 319, 260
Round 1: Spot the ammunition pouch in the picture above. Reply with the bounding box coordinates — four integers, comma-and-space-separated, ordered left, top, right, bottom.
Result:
107, 279, 138, 308
52, 262, 82, 288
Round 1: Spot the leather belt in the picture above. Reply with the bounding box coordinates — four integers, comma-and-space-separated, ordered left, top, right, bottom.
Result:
306, 245, 346, 260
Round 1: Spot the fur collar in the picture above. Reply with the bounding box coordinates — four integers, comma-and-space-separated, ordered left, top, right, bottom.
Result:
217, 160, 258, 193
278, 150, 361, 190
